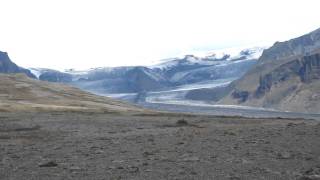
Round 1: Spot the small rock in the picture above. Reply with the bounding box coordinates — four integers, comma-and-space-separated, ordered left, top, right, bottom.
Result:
224, 130, 237, 136
305, 156, 313, 161
95, 150, 104, 154
117, 166, 124, 170
190, 171, 197, 175
229, 176, 241, 180
182, 156, 200, 162
108, 166, 116, 170
112, 160, 125, 163
178, 170, 186, 175
177, 142, 185, 145
176, 119, 188, 126
70, 166, 81, 171
287, 123, 297, 127
143, 151, 154, 156
277, 152, 291, 159
127, 166, 139, 173
39, 161, 58, 167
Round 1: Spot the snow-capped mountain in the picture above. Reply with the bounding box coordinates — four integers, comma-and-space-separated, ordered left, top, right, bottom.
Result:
151, 47, 265, 70
148, 47, 265, 86
28, 46, 266, 94
29, 68, 72, 82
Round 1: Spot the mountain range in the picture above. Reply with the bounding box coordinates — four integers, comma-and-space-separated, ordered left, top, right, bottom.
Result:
187, 28, 320, 113
1, 28, 320, 113
28, 47, 264, 94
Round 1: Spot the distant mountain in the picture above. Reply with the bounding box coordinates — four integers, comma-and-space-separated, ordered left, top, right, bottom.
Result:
29, 68, 72, 82
30, 47, 264, 94
68, 66, 170, 94
0, 51, 35, 78
188, 28, 320, 113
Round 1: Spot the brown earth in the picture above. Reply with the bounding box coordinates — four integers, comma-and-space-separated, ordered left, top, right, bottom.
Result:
0, 112, 319, 180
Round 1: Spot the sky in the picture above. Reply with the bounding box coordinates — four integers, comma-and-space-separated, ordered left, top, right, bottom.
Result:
0, 0, 320, 70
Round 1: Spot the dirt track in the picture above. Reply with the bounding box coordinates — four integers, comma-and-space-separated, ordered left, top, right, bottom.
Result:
1, 112, 320, 180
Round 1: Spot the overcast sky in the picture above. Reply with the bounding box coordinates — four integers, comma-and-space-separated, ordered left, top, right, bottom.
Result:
0, 0, 320, 70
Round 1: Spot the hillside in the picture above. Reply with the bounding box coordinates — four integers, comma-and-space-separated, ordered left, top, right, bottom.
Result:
0, 73, 144, 113
218, 28, 320, 113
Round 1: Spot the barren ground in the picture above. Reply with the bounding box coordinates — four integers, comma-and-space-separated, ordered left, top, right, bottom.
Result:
1, 112, 320, 180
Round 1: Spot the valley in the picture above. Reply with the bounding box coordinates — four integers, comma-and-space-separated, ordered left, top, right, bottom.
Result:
1, 1, 320, 179
102, 78, 320, 120
1, 26, 320, 180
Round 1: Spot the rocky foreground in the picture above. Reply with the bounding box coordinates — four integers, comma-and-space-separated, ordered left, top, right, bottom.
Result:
1, 112, 319, 180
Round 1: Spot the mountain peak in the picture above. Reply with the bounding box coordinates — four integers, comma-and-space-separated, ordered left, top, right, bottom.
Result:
0, 51, 36, 78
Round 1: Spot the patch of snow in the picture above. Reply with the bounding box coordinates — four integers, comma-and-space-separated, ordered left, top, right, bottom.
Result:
64, 69, 90, 75
141, 68, 166, 82
28, 68, 42, 79
150, 46, 268, 70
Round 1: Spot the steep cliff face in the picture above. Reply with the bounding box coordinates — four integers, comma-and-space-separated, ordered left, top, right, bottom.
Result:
258, 28, 320, 63
300, 53, 320, 82
254, 53, 319, 99
0, 51, 35, 78
221, 51, 320, 113
216, 28, 320, 113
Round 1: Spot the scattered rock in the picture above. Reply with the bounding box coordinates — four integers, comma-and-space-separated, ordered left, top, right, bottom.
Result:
304, 167, 320, 175
298, 166, 320, 180
299, 175, 320, 180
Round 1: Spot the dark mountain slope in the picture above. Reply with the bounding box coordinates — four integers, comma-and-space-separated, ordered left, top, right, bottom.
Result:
0, 51, 35, 78
218, 28, 320, 113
